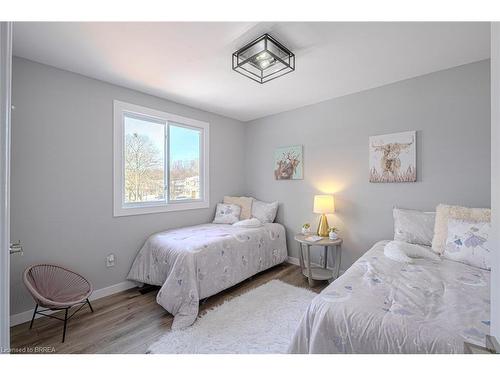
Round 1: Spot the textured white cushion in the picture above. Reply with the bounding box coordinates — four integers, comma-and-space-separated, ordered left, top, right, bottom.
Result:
384, 240, 441, 263
232, 218, 263, 228
251, 199, 279, 223
213, 203, 241, 224
223, 196, 253, 220
432, 204, 491, 255
444, 219, 491, 270
393, 208, 435, 247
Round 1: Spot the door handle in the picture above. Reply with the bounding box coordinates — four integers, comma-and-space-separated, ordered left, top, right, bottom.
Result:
10, 240, 23, 255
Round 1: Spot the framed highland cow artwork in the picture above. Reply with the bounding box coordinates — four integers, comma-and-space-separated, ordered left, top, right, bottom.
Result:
274, 145, 303, 180
369, 131, 416, 183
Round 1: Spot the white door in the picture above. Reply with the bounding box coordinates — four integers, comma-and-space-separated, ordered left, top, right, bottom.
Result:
0, 21, 13, 354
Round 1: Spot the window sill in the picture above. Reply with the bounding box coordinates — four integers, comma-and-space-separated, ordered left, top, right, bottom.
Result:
113, 200, 210, 217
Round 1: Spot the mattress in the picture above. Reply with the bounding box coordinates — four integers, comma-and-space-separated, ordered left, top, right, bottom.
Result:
127, 223, 287, 329
288, 240, 490, 354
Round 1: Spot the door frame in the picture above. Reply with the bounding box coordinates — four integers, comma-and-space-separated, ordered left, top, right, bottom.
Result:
0, 21, 13, 354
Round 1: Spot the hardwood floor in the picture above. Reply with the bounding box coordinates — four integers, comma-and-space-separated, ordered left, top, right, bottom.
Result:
10, 263, 327, 354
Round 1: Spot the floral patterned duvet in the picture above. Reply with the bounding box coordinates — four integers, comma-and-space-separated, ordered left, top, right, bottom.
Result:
127, 223, 287, 329
289, 240, 490, 354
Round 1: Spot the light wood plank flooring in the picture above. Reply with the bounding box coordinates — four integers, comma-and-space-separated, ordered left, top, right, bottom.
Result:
10, 263, 327, 354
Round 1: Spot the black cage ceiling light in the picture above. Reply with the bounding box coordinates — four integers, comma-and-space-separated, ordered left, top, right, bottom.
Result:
232, 34, 295, 84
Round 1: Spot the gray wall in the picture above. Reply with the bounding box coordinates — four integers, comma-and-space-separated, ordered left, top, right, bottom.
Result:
10, 57, 492, 317
491, 23, 500, 340
244, 60, 491, 269
10, 58, 246, 315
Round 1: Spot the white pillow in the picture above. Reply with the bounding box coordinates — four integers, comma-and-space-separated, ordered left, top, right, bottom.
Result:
213, 203, 241, 224
384, 240, 441, 263
444, 219, 491, 270
393, 208, 435, 247
232, 218, 263, 228
251, 199, 278, 223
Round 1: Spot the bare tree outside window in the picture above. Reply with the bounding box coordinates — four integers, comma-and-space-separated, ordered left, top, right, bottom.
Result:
124, 131, 164, 203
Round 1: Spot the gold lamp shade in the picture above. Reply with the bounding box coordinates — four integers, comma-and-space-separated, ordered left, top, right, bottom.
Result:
313, 195, 335, 237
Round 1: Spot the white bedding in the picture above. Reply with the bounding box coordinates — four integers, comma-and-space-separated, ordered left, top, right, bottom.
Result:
289, 240, 490, 354
127, 223, 287, 329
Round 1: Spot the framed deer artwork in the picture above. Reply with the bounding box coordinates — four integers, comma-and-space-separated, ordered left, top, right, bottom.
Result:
274, 145, 303, 180
369, 131, 416, 183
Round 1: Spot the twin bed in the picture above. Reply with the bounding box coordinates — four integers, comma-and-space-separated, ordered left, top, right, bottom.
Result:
289, 240, 490, 353
127, 222, 287, 329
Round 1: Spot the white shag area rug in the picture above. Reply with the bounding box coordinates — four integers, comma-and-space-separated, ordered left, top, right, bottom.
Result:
147, 279, 316, 354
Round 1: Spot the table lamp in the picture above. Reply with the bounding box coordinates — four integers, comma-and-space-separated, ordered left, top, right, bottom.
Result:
313, 195, 335, 237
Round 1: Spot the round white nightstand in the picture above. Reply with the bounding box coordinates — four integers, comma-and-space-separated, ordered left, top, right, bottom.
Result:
294, 234, 343, 286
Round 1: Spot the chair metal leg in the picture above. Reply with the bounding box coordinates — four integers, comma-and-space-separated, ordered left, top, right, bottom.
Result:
86, 298, 94, 313
62, 308, 69, 343
29, 304, 38, 329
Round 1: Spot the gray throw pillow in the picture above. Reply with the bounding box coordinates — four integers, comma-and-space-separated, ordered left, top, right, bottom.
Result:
393, 208, 436, 247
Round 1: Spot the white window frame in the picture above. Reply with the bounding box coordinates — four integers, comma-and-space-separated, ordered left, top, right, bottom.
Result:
113, 100, 209, 217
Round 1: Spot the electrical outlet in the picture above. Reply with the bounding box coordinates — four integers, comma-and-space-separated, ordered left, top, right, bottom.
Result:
106, 253, 115, 268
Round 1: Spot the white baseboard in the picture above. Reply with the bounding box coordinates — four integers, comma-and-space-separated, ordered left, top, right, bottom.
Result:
286, 256, 300, 266
10, 280, 137, 327
89, 280, 137, 301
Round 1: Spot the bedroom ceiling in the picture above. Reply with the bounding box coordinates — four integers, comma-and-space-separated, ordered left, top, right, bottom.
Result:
13, 22, 490, 122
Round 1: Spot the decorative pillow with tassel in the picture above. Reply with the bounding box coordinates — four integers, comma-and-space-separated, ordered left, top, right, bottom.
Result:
431, 204, 490, 255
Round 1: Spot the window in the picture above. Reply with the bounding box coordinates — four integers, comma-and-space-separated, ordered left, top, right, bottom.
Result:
113, 101, 209, 216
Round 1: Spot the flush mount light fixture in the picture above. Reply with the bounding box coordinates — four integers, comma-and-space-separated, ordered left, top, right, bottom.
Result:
232, 34, 295, 84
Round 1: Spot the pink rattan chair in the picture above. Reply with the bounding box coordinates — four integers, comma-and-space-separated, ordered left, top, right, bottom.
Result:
23, 264, 94, 342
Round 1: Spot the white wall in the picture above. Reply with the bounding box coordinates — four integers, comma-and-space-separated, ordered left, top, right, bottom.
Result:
244, 61, 491, 269
491, 23, 500, 340
10, 58, 247, 315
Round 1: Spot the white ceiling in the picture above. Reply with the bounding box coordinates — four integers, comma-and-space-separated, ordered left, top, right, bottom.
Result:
13, 22, 490, 122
